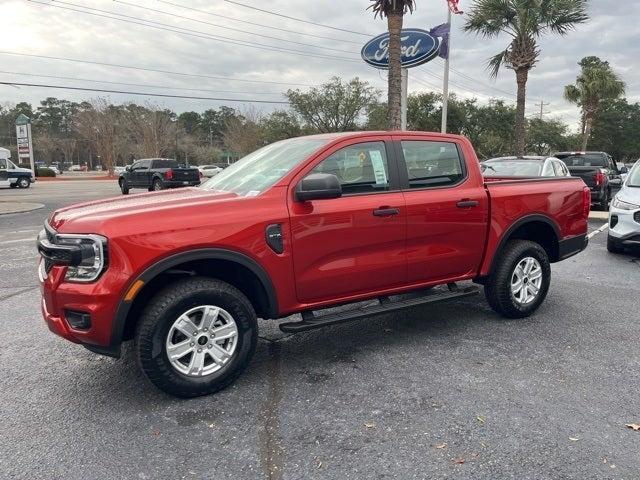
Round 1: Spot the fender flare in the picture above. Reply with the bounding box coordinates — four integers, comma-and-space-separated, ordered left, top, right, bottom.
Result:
106, 248, 279, 357
487, 214, 561, 275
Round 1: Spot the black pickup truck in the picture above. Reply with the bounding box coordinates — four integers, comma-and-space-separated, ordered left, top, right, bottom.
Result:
554, 151, 624, 210
118, 158, 201, 194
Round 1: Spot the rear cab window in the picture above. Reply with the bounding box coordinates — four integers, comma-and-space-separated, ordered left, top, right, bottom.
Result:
152, 159, 179, 169
556, 153, 607, 167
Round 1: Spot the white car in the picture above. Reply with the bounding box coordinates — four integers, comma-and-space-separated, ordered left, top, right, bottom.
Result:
608, 162, 640, 253
481, 156, 571, 177
114, 166, 127, 175
198, 165, 224, 178
49, 165, 60, 175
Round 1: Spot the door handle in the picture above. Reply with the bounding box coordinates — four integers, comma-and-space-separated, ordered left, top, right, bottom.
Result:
373, 207, 400, 217
456, 200, 479, 208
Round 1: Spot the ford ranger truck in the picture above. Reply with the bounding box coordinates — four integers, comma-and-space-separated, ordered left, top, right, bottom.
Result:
38, 132, 590, 397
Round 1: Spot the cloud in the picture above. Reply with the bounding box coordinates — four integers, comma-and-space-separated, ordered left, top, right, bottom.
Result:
0, 0, 635, 131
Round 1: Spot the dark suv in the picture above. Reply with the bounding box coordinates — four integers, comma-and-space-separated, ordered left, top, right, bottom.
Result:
554, 151, 624, 209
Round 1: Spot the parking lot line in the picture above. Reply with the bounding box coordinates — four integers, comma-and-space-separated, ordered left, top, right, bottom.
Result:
587, 223, 609, 239
0, 238, 36, 245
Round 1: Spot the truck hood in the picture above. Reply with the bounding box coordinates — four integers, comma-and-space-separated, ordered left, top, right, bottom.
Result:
50, 188, 237, 231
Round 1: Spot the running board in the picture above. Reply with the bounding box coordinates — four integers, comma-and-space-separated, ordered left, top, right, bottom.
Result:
279, 285, 480, 333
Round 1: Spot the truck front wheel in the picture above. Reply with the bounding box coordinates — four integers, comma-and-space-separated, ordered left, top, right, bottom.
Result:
484, 240, 551, 319
135, 277, 258, 398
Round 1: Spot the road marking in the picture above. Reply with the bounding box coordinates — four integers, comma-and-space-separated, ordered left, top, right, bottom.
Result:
587, 223, 609, 239
0, 238, 35, 245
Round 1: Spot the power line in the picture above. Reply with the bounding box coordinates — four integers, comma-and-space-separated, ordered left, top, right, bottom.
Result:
223, 0, 373, 37
156, 0, 363, 45
110, 0, 356, 55
0, 81, 290, 104
0, 70, 284, 95
26, 1, 360, 63
0, 51, 316, 87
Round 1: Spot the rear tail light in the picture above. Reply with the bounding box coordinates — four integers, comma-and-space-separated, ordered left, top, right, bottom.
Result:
583, 186, 591, 219
594, 170, 605, 186
165, 169, 173, 180
199, 170, 203, 178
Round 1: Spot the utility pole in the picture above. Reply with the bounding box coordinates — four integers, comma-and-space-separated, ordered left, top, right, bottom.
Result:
441, 7, 452, 133
535, 101, 550, 120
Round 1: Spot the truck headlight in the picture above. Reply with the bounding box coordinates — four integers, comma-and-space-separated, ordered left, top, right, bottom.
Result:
56, 234, 108, 282
611, 197, 639, 211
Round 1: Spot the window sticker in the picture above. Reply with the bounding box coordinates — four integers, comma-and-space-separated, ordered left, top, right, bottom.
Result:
245, 190, 260, 197
369, 150, 388, 185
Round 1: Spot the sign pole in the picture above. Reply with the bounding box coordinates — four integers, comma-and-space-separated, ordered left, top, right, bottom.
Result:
441, 8, 452, 133
26, 123, 35, 175
401, 68, 408, 130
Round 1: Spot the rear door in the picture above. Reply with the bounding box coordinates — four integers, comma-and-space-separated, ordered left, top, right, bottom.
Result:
393, 136, 489, 284
0, 159, 9, 187
288, 137, 407, 303
132, 159, 151, 186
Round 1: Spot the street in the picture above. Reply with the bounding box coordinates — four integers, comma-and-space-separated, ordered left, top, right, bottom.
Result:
1, 181, 639, 480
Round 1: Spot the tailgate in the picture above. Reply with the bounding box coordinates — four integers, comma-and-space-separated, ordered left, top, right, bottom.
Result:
567, 167, 598, 188
172, 168, 200, 181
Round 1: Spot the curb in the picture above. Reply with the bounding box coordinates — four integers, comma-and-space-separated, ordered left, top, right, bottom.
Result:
0, 202, 45, 215
36, 176, 117, 181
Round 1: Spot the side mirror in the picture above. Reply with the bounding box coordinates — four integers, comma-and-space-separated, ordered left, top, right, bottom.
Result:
125, 165, 132, 172
295, 173, 342, 202
620, 166, 628, 174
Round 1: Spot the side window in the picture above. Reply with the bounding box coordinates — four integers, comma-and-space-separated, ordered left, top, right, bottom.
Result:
310, 142, 390, 195
401, 141, 464, 188
135, 160, 150, 170
0, 159, 6, 170
551, 161, 563, 177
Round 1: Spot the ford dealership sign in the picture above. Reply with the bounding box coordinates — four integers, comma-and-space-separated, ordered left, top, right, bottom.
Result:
361, 28, 440, 69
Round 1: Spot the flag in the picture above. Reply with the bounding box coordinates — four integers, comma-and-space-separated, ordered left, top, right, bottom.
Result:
447, 0, 464, 14
430, 23, 451, 59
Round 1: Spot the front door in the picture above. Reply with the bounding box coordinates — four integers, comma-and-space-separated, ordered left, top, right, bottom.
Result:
131, 160, 150, 187
288, 138, 407, 304
394, 137, 489, 284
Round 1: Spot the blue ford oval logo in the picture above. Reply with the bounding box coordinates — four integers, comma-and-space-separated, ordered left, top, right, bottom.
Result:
361, 28, 440, 69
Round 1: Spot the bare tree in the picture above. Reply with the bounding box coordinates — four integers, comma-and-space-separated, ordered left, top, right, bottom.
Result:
73, 99, 120, 175
223, 107, 264, 156
122, 103, 176, 158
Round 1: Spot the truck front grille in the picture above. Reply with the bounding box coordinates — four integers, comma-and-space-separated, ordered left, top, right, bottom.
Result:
634, 211, 640, 224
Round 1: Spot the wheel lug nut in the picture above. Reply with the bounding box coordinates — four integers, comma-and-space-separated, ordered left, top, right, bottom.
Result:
190, 342, 194, 347
197, 348, 202, 353
207, 344, 212, 349
203, 328, 208, 332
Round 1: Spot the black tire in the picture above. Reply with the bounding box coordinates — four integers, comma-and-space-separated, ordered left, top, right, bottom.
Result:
9, 183, 17, 188
119, 178, 130, 195
135, 277, 258, 398
484, 240, 551, 319
151, 178, 163, 191
17, 177, 30, 188
607, 235, 624, 254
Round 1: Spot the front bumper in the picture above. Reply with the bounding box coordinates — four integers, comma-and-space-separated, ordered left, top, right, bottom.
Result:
609, 205, 640, 245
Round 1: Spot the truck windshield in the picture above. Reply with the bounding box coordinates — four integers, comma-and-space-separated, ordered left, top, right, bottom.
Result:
482, 160, 543, 176
627, 166, 640, 187
556, 154, 606, 167
201, 137, 329, 196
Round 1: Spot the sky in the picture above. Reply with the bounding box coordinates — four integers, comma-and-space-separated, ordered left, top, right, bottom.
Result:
0, 0, 638, 132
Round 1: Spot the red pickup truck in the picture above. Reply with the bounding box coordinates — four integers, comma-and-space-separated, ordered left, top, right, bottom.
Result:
38, 132, 590, 397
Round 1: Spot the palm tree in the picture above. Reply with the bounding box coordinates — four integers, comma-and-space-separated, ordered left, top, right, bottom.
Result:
564, 56, 625, 151
464, 0, 588, 157
368, 0, 416, 130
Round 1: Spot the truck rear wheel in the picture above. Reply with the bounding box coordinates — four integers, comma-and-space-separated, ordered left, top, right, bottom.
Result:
135, 277, 258, 398
484, 240, 551, 319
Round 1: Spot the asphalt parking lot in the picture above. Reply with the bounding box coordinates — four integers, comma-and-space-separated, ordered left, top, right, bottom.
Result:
1, 181, 639, 480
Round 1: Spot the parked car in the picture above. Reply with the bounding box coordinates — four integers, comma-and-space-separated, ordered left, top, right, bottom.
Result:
37, 132, 590, 397
198, 165, 224, 178
113, 166, 127, 175
607, 161, 640, 254
0, 156, 35, 189
554, 151, 623, 210
481, 156, 571, 178
118, 158, 201, 194
70, 165, 82, 171
48, 165, 61, 175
